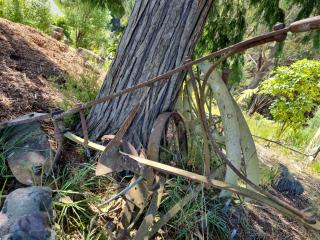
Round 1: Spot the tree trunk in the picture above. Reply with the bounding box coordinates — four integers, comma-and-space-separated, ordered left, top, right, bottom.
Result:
86, 0, 212, 147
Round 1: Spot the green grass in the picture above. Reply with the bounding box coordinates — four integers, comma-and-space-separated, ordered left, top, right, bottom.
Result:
244, 109, 320, 151
285, 109, 320, 149
309, 162, 320, 175
244, 112, 281, 140
52, 161, 115, 239
260, 164, 279, 186
0, 127, 30, 207
50, 71, 101, 126
162, 177, 230, 239
0, 127, 32, 182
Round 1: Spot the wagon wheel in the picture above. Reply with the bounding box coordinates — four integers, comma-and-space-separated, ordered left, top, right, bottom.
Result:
148, 112, 188, 167
133, 112, 188, 239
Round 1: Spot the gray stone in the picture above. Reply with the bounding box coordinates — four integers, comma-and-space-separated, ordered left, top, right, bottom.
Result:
0, 187, 54, 239
77, 47, 106, 64
273, 164, 304, 197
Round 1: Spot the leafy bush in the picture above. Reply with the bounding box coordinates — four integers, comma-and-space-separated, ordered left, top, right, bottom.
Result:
26, 0, 52, 30
260, 59, 320, 135
0, 0, 52, 31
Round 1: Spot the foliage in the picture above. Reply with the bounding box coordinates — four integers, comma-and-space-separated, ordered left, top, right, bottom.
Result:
195, 0, 246, 84
81, 0, 125, 17
249, 0, 285, 29
63, 0, 111, 49
59, 72, 101, 107
53, 161, 112, 238
0, 0, 52, 31
249, 0, 320, 29
310, 162, 320, 175
163, 177, 230, 239
260, 59, 320, 135
0, 129, 12, 177
56, 72, 101, 126
53, 16, 72, 42
249, 0, 320, 48
285, 108, 320, 148
260, 164, 279, 186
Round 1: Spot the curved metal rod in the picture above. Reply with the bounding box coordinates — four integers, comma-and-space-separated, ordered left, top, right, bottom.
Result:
99, 176, 144, 207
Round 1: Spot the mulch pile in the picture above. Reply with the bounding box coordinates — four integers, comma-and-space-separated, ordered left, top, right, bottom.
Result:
0, 18, 87, 122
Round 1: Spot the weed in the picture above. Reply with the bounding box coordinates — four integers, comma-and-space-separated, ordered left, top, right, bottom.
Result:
260, 164, 279, 186
53, 71, 101, 126
0, 127, 34, 178
162, 177, 229, 239
52, 161, 115, 238
309, 162, 320, 175
245, 109, 320, 152
285, 109, 320, 149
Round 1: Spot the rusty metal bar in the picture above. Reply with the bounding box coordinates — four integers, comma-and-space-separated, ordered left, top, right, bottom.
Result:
99, 176, 144, 207
52, 114, 64, 165
185, 60, 211, 177
120, 152, 320, 231
78, 104, 89, 148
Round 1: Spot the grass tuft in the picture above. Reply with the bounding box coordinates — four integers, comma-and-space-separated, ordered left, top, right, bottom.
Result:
162, 177, 230, 239
52, 162, 114, 238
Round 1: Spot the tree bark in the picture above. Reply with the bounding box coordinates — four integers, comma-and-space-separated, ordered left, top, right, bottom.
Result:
86, 0, 212, 147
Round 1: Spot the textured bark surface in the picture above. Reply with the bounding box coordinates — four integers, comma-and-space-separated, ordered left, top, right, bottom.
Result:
86, 0, 212, 147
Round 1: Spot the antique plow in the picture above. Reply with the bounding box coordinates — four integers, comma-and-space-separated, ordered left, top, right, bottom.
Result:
1, 16, 320, 239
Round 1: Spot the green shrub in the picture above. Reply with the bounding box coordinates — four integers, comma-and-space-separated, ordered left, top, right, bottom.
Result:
285, 108, 320, 149
60, 72, 101, 107
53, 16, 72, 42
23, 0, 52, 31
1, 0, 52, 31
260, 59, 320, 136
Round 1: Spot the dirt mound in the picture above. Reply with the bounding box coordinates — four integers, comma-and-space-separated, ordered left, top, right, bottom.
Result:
0, 18, 88, 121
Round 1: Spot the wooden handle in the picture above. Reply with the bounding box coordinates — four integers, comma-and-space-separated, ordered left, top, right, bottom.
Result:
289, 16, 320, 33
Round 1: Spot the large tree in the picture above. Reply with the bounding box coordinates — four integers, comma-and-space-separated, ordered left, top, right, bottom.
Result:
86, 0, 212, 147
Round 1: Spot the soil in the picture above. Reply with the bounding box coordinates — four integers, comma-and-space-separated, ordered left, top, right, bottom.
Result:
243, 142, 320, 240
0, 18, 88, 122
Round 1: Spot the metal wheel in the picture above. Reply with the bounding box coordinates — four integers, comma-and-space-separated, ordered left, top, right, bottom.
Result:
132, 112, 188, 239
147, 112, 188, 168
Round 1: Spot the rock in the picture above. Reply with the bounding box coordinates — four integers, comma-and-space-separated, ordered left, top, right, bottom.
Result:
77, 47, 106, 64
49, 25, 64, 41
0, 187, 55, 239
273, 164, 304, 197
51, 31, 64, 41
49, 25, 64, 34
5, 120, 52, 185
